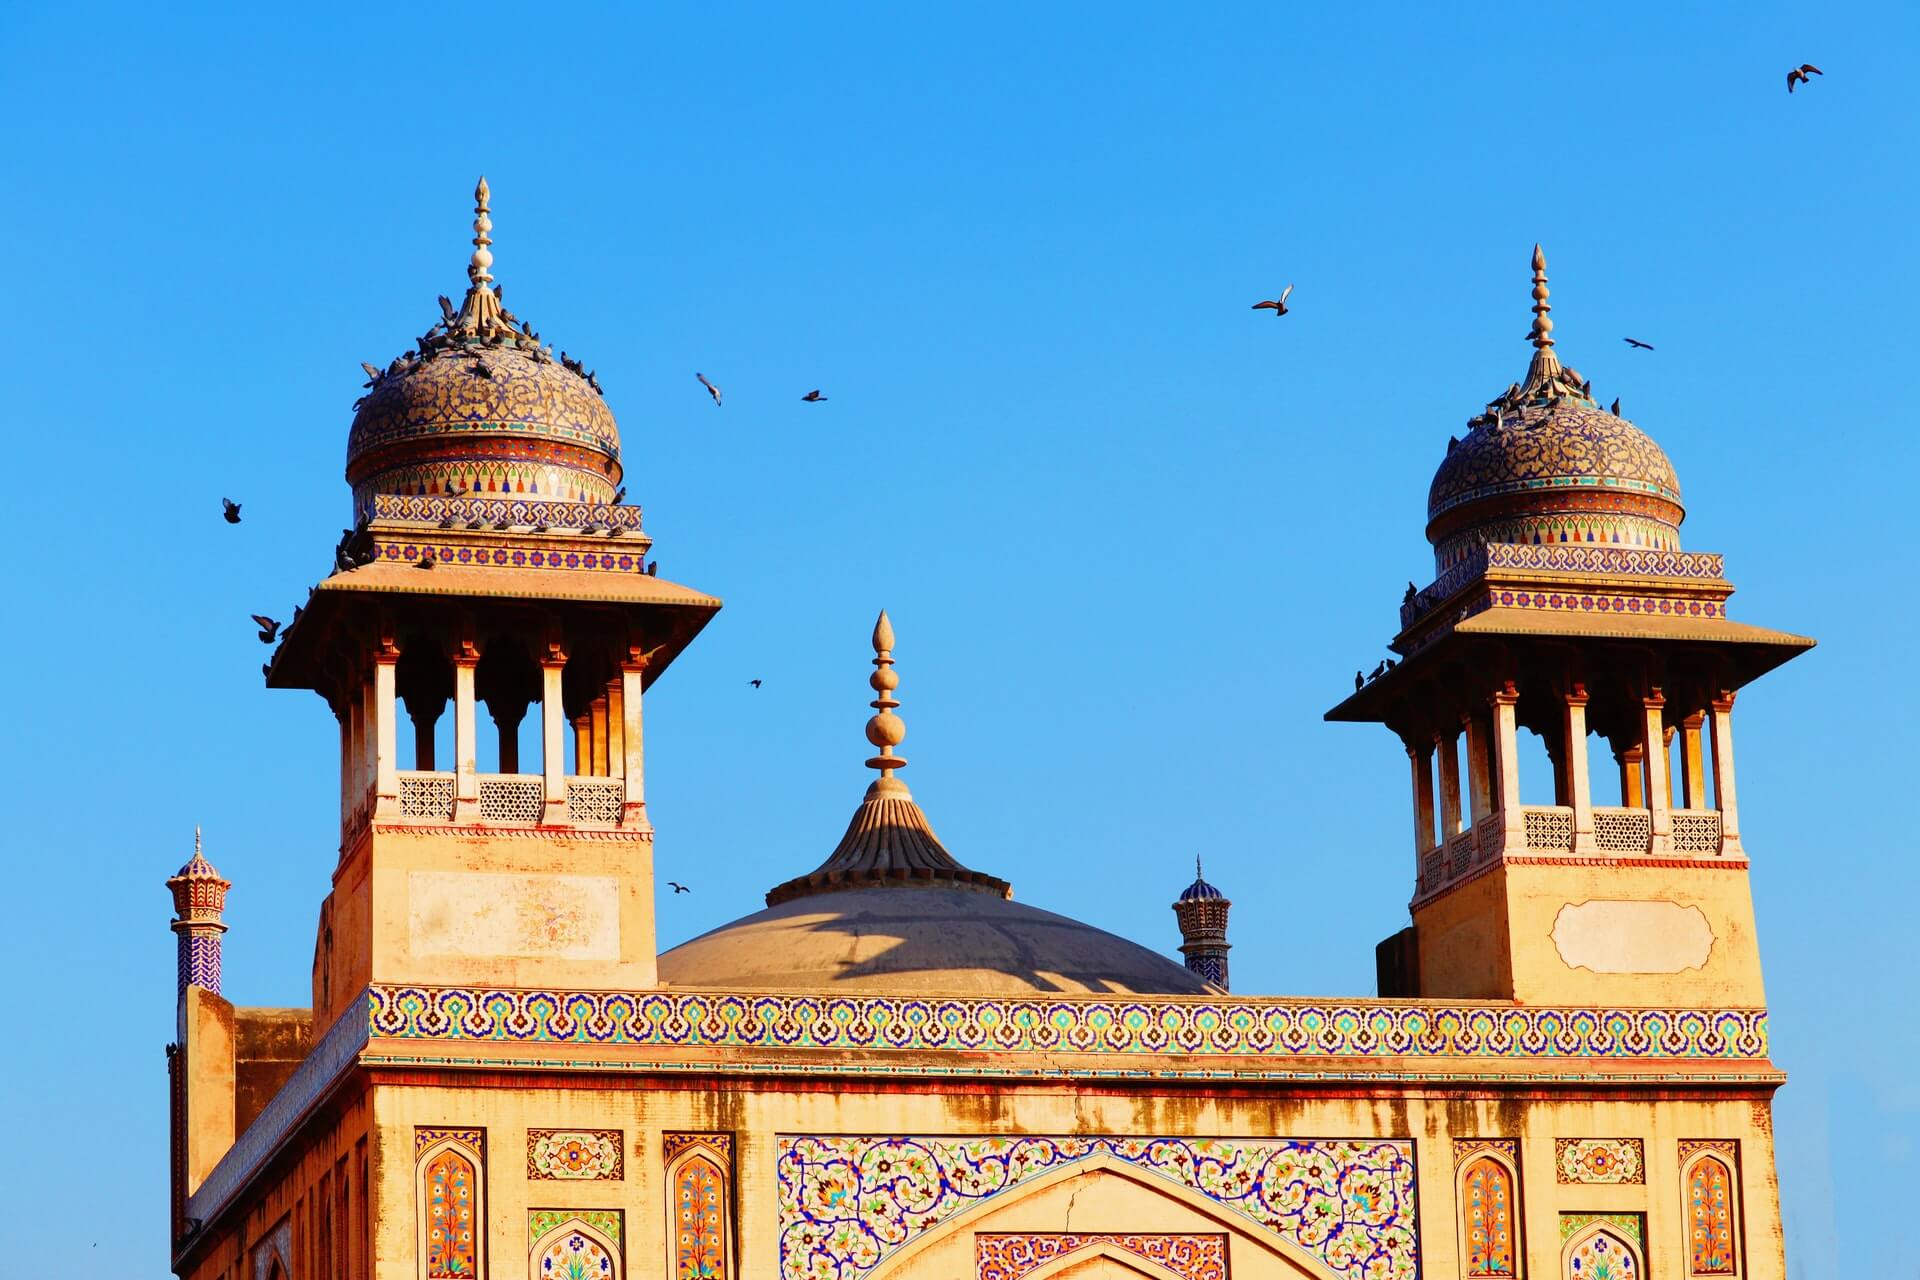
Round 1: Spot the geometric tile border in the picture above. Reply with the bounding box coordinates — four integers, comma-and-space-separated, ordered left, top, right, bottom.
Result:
1554, 1137, 1646, 1185
527, 1129, 623, 1181
976, 1233, 1228, 1280
367, 986, 1770, 1061
774, 1135, 1418, 1280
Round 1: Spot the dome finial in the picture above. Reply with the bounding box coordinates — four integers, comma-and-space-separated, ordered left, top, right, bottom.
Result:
863, 610, 907, 777
469, 177, 494, 287
1528, 243, 1554, 350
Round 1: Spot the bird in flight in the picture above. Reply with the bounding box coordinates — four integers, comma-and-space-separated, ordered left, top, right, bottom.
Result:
1251, 284, 1294, 316
251, 614, 282, 643
749, 678, 763, 688
801, 389, 827, 402
1787, 63, 1823, 93
696, 372, 723, 406
667, 881, 691, 894
221, 498, 242, 524
1623, 337, 1654, 351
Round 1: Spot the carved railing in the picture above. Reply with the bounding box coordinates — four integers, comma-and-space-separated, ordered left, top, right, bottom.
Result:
1593, 807, 1653, 854
1447, 831, 1476, 877
1670, 809, 1723, 854
477, 774, 546, 824
1520, 806, 1575, 853
397, 771, 455, 820
566, 777, 626, 826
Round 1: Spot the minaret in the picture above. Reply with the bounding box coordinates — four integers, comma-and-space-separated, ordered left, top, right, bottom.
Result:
166, 827, 230, 1001
1171, 858, 1231, 990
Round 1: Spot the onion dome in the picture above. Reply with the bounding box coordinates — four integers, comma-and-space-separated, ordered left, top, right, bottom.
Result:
1171, 857, 1231, 991
657, 612, 1209, 995
166, 826, 231, 926
1425, 246, 1683, 571
1176, 858, 1226, 902
344, 179, 622, 517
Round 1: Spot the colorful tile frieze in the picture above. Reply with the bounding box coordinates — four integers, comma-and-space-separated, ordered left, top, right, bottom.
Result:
365, 985, 1770, 1062
1406, 543, 1726, 625
527, 1129, 624, 1181
1554, 1137, 1645, 1185
975, 1233, 1227, 1280
776, 1135, 1417, 1280
368, 493, 644, 529
374, 541, 651, 573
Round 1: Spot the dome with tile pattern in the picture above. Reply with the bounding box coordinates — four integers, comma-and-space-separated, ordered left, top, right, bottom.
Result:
344, 179, 622, 515
1424, 248, 1686, 568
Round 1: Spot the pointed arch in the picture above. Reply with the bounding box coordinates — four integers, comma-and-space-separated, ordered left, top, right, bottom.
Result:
1560, 1218, 1643, 1279
664, 1134, 734, 1280
1455, 1143, 1521, 1276
1679, 1144, 1741, 1276
416, 1129, 486, 1279
529, 1214, 622, 1280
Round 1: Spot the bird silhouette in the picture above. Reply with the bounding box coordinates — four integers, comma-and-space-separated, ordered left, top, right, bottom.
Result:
1368, 660, 1388, 681
261, 663, 272, 679
1623, 337, 1654, 351
644, 560, 658, 576
1610, 397, 1622, 416
749, 679, 763, 688
438, 294, 457, 322
1403, 581, 1418, 605
801, 389, 827, 402
251, 614, 281, 643
668, 881, 691, 894
612, 486, 627, 504
468, 361, 492, 379
359, 361, 383, 385
221, 498, 242, 524
416, 553, 436, 569
696, 372, 723, 406
1251, 284, 1294, 316
1354, 670, 1365, 691
1787, 63, 1823, 93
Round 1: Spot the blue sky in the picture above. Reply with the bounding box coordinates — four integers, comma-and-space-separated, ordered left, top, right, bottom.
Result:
1, 4, 1912, 1274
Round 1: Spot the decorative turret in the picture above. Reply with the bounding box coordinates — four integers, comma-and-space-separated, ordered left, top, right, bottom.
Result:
1171, 858, 1231, 990
166, 827, 230, 1000
765, 611, 1010, 906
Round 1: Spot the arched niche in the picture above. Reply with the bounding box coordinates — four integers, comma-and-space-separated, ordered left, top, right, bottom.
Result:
529, 1215, 621, 1280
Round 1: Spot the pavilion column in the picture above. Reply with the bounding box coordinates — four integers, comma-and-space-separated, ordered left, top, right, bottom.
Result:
337, 705, 354, 836
1490, 684, 1523, 850
541, 645, 568, 821
1681, 712, 1708, 809
620, 653, 647, 827
1663, 726, 1679, 809
452, 646, 480, 823
373, 649, 399, 816
403, 690, 445, 772
491, 696, 529, 775
604, 679, 624, 781
572, 714, 592, 776
590, 694, 611, 776
1642, 691, 1672, 853
1618, 744, 1645, 807
1564, 683, 1596, 854
1463, 710, 1492, 848
358, 671, 378, 824
1436, 729, 1463, 844
1711, 692, 1744, 856
1407, 742, 1436, 872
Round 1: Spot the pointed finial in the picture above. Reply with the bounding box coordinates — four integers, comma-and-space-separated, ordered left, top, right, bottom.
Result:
195, 825, 202, 857
1528, 243, 1553, 350
1195, 855, 1204, 881
469, 177, 494, 287
863, 610, 907, 777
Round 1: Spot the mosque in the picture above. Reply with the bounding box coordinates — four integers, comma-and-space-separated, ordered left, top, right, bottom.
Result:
166, 182, 1812, 1280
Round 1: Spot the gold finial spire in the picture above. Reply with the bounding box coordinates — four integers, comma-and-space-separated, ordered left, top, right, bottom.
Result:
1195, 855, 1204, 881
469, 177, 494, 287
1528, 243, 1553, 350
863, 610, 908, 777
195, 825, 202, 857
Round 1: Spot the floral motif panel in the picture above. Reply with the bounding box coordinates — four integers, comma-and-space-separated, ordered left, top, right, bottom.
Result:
417, 1129, 485, 1280
1681, 1145, 1739, 1275
1562, 1225, 1641, 1279
665, 1134, 734, 1280
775, 1134, 1418, 1280
528, 1130, 624, 1181
529, 1212, 622, 1280
1555, 1138, 1645, 1185
1460, 1156, 1518, 1275
975, 1233, 1227, 1280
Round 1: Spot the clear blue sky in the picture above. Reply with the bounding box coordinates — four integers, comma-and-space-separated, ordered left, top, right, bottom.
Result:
1, 4, 1911, 1275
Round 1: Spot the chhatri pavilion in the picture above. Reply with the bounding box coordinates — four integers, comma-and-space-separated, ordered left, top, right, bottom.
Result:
166, 186, 1812, 1280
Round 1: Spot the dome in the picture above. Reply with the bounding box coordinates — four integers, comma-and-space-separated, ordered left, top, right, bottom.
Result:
657, 886, 1211, 996
1424, 247, 1685, 569
344, 179, 622, 515
1176, 857, 1226, 903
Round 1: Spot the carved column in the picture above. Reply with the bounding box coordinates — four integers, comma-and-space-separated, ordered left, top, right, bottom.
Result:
1711, 692, 1744, 856
572, 714, 592, 776
1436, 729, 1463, 844
604, 678, 624, 781
1642, 690, 1672, 854
452, 637, 480, 823
1564, 683, 1595, 854
490, 695, 529, 775
373, 642, 400, 817
541, 641, 568, 821
620, 648, 647, 827
1463, 710, 1491, 826
1681, 711, 1708, 809
1407, 741, 1436, 866
590, 693, 611, 776
1491, 683, 1523, 850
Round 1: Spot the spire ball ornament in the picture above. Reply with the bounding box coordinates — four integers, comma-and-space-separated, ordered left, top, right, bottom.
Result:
863, 609, 908, 776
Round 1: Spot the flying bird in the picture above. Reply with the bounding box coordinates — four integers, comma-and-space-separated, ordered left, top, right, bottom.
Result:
1610, 397, 1622, 416
1251, 284, 1294, 316
801, 389, 827, 402
667, 881, 691, 894
1623, 338, 1655, 351
696, 372, 723, 406
749, 679, 763, 688
359, 361, 383, 384
221, 498, 242, 524
251, 614, 281, 643
1787, 63, 1823, 93
438, 294, 457, 322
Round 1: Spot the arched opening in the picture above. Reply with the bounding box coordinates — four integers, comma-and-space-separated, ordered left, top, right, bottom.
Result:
530, 1215, 622, 1280
1560, 1219, 1643, 1279
1457, 1152, 1519, 1276
665, 1141, 733, 1280
475, 640, 540, 774
416, 1133, 485, 1280
1681, 1150, 1740, 1276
